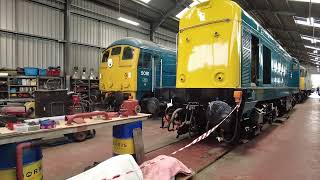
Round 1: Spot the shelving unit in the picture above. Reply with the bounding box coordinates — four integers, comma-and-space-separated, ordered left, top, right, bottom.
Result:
70, 78, 99, 101
0, 75, 65, 103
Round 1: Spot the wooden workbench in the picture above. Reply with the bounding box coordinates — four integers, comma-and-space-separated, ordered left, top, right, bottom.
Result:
0, 113, 150, 145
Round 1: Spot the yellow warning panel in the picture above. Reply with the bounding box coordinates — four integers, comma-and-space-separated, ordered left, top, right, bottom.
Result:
0, 160, 43, 180
112, 137, 135, 155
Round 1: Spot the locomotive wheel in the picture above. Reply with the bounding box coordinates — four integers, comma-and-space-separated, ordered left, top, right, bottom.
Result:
146, 97, 160, 116
72, 131, 88, 142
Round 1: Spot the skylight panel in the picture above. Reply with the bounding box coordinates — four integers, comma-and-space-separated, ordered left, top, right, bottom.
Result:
305, 45, 320, 51
294, 17, 320, 28
289, 0, 320, 3
301, 35, 320, 43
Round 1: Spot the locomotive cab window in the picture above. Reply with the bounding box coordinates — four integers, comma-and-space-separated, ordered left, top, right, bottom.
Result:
111, 47, 121, 56
139, 52, 152, 68
122, 47, 134, 60
263, 45, 271, 84
251, 35, 260, 85
102, 50, 110, 62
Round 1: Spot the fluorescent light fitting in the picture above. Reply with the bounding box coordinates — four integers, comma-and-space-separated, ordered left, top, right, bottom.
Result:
314, 50, 318, 53
118, 17, 140, 26
138, 0, 151, 3
289, 0, 320, 3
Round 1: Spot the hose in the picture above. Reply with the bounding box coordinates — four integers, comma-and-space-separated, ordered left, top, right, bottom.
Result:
223, 106, 239, 144
167, 108, 183, 131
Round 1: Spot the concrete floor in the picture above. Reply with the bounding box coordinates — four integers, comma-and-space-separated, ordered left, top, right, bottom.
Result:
42, 96, 320, 180
42, 119, 181, 180
197, 97, 320, 180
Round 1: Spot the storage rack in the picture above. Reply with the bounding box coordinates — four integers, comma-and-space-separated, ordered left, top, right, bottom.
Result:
70, 78, 99, 101
0, 75, 64, 103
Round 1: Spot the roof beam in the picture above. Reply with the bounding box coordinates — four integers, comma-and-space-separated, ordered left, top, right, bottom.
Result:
268, 26, 320, 37
152, 0, 188, 32
250, 9, 296, 16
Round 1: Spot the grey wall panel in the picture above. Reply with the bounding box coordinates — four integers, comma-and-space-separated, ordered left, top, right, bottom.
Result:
0, 0, 178, 74
128, 30, 149, 41
155, 27, 176, 49
0, 0, 16, 31
156, 27, 176, 39
100, 23, 127, 48
17, 0, 64, 40
0, 33, 16, 68
68, 44, 101, 74
17, 37, 63, 69
154, 38, 176, 50
70, 14, 99, 46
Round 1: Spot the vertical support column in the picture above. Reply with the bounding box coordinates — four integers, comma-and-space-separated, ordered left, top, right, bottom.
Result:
15, 0, 19, 68
64, 0, 72, 76
150, 23, 155, 42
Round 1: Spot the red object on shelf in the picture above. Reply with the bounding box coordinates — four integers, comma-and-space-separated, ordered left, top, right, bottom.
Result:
1, 106, 28, 117
6, 121, 22, 130
119, 99, 140, 117
72, 95, 81, 106
47, 69, 60, 76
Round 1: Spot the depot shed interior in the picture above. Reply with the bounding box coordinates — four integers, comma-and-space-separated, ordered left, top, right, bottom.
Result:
1, 0, 320, 180
0, 0, 319, 77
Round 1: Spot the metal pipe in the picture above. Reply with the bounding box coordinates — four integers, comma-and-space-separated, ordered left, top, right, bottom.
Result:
65, 111, 110, 125
16, 141, 43, 180
152, 56, 155, 93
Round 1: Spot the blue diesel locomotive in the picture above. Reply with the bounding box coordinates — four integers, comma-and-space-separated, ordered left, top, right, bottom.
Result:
99, 37, 176, 114
165, 0, 301, 143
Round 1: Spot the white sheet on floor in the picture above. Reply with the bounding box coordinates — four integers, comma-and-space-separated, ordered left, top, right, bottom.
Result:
67, 154, 143, 180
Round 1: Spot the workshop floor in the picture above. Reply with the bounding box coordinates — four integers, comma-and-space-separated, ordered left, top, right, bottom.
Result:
197, 95, 320, 180
42, 118, 181, 180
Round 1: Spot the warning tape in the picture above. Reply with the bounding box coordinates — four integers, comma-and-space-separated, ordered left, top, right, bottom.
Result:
102, 104, 240, 180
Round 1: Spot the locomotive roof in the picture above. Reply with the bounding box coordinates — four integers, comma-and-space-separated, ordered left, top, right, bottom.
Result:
108, 37, 176, 54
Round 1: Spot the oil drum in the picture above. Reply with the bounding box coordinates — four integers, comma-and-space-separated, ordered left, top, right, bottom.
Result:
112, 121, 142, 159
0, 142, 43, 180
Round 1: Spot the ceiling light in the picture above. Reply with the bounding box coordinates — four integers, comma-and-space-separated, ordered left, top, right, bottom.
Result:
289, 0, 320, 3
314, 50, 318, 53
316, 57, 319, 60
175, 0, 209, 19
118, 17, 140, 26
317, 65, 319, 68
138, 0, 151, 3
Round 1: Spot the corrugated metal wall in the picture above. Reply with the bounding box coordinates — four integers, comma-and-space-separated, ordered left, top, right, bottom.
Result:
0, 0, 176, 74
0, 0, 64, 70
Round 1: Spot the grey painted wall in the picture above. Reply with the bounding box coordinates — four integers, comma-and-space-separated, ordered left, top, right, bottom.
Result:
0, 0, 177, 74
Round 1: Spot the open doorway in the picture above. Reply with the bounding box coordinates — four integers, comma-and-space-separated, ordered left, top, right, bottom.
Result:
251, 35, 260, 85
